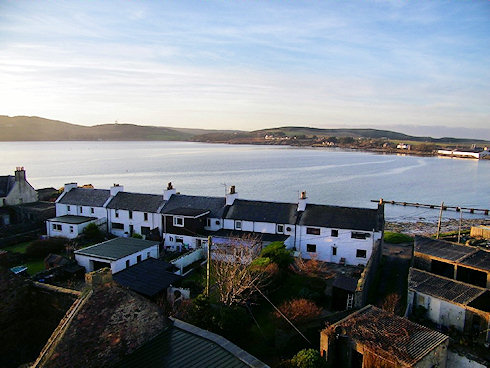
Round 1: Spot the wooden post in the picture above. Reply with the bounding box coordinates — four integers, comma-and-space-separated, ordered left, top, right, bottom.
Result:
458, 210, 463, 243
206, 236, 212, 296
436, 201, 444, 239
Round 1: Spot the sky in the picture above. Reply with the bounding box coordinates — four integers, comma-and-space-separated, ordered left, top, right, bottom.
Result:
0, 0, 489, 138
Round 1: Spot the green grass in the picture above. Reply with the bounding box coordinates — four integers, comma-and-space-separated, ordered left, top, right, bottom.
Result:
3, 241, 32, 254
384, 231, 413, 244
24, 259, 45, 275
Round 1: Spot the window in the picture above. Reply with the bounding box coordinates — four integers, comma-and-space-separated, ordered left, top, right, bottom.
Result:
331, 229, 338, 237
67, 205, 71, 211
90, 207, 94, 214
176, 237, 184, 244
173, 216, 184, 227
52, 224, 56, 230
112, 222, 124, 230
352, 232, 370, 239
126, 260, 130, 268
235, 221, 242, 230
206, 218, 211, 227
169, 236, 174, 241
306, 227, 320, 235
286, 226, 292, 232
129, 210, 133, 219
332, 246, 337, 256
79, 206, 83, 213
52, 224, 62, 231
144, 212, 148, 221
115, 210, 119, 218
70, 226, 74, 233
356, 249, 367, 258
141, 226, 150, 236
137, 255, 142, 263
277, 224, 284, 234
307, 244, 317, 252
215, 220, 220, 225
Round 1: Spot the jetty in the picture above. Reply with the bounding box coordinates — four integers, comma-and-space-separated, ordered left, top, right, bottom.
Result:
371, 199, 489, 216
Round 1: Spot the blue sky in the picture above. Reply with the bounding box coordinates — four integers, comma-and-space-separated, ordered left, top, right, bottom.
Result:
0, 0, 489, 137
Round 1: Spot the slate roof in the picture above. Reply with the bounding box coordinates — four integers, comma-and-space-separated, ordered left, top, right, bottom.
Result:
164, 207, 210, 217
208, 229, 289, 243
225, 199, 298, 224
329, 305, 448, 367
75, 237, 159, 260
49, 215, 97, 224
161, 194, 226, 218
113, 258, 181, 298
106, 192, 165, 213
409, 268, 486, 305
0, 176, 15, 197
299, 204, 382, 231
459, 250, 490, 272
414, 236, 475, 262
333, 275, 359, 292
58, 187, 111, 207
116, 319, 268, 368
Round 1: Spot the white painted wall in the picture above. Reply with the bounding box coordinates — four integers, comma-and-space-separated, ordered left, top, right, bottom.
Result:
56, 203, 107, 219
164, 233, 206, 251
171, 249, 205, 275
4, 180, 38, 206
107, 208, 161, 238
46, 219, 96, 239
204, 217, 223, 231
75, 244, 159, 273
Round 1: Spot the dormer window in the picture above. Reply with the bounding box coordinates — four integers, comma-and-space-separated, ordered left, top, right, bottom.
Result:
235, 220, 242, 230
277, 224, 284, 234
173, 216, 184, 227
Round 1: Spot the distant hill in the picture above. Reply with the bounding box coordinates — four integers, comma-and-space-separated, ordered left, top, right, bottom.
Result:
0, 115, 487, 144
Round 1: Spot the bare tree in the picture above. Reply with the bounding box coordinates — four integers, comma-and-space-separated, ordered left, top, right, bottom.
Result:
211, 235, 271, 306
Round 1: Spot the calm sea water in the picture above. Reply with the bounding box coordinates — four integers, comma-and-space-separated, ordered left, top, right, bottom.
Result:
1, 141, 489, 222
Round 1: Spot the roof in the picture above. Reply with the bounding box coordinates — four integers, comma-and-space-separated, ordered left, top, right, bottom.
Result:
164, 207, 210, 217
106, 191, 165, 213
0, 175, 15, 197
328, 305, 448, 367
332, 275, 359, 292
58, 187, 111, 207
409, 268, 486, 305
225, 199, 298, 224
161, 194, 226, 218
75, 237, 159, 260
299, 204, 382, 231
48, 215, 97, 224
414, 236, 475, 262
209, 229, 289, 243
44, 253, 70, 267
116, 318, 268, 368
113, 258, 181, 297
458, 250, 490, 272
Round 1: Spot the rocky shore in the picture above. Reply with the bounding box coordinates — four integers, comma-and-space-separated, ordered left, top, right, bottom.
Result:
385, 218, 490, 236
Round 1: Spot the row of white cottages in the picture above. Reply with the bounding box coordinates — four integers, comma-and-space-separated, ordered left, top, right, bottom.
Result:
47, 183, 384, 265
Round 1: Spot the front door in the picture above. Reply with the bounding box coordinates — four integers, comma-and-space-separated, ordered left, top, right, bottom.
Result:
129, 225, 134, 236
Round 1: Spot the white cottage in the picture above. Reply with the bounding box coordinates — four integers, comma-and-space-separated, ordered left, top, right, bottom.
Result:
46, 215, 101, 239
0, 167, 38, 207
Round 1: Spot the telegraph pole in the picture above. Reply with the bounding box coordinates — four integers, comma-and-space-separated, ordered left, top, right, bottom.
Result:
436, 201, 444, 239
457, 210, 463, 243
206, 236, 212, 296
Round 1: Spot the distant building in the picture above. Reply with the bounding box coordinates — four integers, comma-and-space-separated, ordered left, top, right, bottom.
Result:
320, 305, 449, 368
396, 143, 411, 150
0, 167, 38, 207
437, 147, 490, 159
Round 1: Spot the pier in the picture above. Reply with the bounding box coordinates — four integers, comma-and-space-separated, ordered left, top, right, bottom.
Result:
371, 199, 489, 216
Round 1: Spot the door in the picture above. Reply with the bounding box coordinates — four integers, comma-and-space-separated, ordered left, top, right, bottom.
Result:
129, 224, 134, 236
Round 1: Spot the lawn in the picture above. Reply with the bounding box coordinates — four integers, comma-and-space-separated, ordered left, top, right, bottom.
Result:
384, 231, 413, 244
4, 241, 32, 254
24, 259, 45, 275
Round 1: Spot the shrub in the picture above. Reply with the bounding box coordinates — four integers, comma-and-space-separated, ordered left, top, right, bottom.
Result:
213, 304, 250, 339
25, 238, 66, 259
131, 233, 143, 239
260, 242, 293, 269
291, 348, 327, 368
383, 232, 413, 244
82, 223, 103, 241
274, 298, 322, 326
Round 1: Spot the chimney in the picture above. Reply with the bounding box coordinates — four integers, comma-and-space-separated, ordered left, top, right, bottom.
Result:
64, 182, 78, 193
14, 167, 26, 182
297, 191, 308, 212
164, 182, 176, 201
226, 185, 238, 206
110, 184, 124, 196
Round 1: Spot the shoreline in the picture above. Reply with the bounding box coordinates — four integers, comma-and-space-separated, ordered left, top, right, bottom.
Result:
385, 218, 490, 236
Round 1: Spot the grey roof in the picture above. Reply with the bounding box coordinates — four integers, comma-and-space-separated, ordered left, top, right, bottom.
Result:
299, 204, 382, 231
49, 215, 97, 224
414, 236, 475, 262
409, 268, 486, 305
459, 250, 490, 272
330, 305, 448, 367
113, 258, 181, 298
115, 319, 268, 368
333, 275, 358, 292
164, 207, 210, 217
75, 237, 159, 260
208, 229, 289, 243
161, 194, 226, 218
225, 199, 298, 224
58, 188, 111, 207
0, 175, 15, 197
106, 192, 165, 213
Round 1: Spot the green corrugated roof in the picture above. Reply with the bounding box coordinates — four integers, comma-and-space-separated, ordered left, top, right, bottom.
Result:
74, 237, 158, 260
116, 326, 249, 368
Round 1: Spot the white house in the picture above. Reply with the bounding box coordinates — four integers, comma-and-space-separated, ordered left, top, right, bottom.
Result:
55, 183, 113, 219
46, 215, 102, 239
74, 237, 159, 274
437, 148, 490, 159
0, 167, 38, 207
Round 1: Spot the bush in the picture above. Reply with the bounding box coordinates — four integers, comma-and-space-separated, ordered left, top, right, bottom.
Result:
274, 298, 322, 326
131, 233, 143, 239
383, 232, 413, 244
291, 348, 327, 368
213, 304, 250, 339
25, 238, 66, 259
82, 223, 103, 241
260, 242, 293, 269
